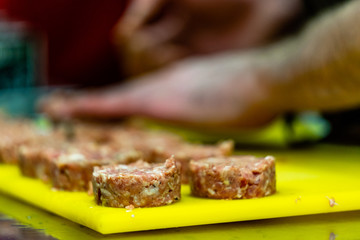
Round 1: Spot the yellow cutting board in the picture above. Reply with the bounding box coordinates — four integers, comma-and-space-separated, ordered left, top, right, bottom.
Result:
0, 144, 359, 234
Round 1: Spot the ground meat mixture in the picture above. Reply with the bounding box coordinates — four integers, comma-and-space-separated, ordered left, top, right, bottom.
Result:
0, 118, 65, 164
0, 121, 43, 164
18, 142, 64, 182
92, 157, 181, 208
189, 156, 276, 199
172, 141, 234, 183
150, 140, 234, 183
111, 128, 184, 162
49, 144, 142, 191
0, 116, 236, 196
19, 141, 142, 191
111, 128, 234, 183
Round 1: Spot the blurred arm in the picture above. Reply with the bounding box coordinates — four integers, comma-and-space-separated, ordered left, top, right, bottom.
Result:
41, 0, 360, 128
266, 0, 360, 112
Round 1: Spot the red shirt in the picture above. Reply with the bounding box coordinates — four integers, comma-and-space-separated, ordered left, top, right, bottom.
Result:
2, 0, 129, 87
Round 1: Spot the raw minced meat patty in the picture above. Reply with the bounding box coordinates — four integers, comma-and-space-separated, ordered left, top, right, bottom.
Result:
92, 157, 181, 208
189, 156, 276, 199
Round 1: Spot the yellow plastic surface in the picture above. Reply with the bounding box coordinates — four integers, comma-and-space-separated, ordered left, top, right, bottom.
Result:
2, 193, 360, 240
0, 144, 360, 234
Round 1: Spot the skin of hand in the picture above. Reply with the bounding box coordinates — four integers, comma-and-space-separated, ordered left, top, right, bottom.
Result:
113, 0, 303, 76
41, 53, 280, 129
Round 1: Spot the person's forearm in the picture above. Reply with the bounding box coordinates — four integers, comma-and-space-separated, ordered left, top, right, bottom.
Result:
264, 0, 360, 112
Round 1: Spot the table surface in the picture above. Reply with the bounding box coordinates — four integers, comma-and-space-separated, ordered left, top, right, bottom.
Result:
1, 144, 360, 239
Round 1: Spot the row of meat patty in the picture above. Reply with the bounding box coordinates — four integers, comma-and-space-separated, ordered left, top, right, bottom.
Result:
0, 118, 276, 208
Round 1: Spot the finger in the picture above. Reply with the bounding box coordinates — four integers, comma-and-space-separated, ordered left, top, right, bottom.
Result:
121, 41, 190, 76
113, 0, 167, 41
135, 8, 187, 47
119, 11, 188, 75
40, 71, 166, 120
40, 88, 138, 120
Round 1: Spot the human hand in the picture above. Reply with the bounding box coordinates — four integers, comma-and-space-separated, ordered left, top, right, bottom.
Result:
113, 0, 302, 76
41, 53, 280, 128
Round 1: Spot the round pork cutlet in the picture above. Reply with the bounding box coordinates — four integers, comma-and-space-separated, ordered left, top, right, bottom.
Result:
189, 156, 276, 199
92, 157, 181, 208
